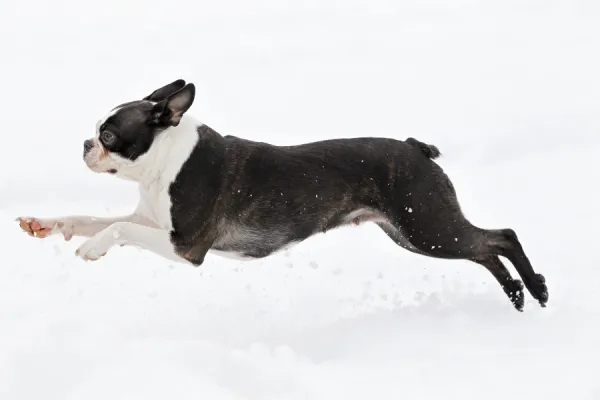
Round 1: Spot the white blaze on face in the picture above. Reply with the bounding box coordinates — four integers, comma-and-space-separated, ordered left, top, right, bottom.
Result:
84, 107, 124, 173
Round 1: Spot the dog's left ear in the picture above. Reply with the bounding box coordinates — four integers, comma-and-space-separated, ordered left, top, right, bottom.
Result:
149, 83, 195, 127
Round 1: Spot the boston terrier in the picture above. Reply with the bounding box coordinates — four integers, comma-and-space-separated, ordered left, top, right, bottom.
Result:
17, 79, 548, 311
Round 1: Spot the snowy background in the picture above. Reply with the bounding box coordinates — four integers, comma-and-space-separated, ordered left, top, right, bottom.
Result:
1, 0, 599, 398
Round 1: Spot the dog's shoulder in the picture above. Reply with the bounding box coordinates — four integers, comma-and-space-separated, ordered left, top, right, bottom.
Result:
169, 124, 227, 191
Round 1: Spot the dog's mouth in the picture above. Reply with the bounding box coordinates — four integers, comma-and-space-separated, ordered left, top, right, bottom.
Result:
83, 141, 119, 175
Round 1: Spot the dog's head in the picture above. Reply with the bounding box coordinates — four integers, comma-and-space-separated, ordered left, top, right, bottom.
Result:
83, 79, 195, 178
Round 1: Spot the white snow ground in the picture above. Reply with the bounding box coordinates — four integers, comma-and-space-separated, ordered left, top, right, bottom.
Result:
1, 1, 600, 399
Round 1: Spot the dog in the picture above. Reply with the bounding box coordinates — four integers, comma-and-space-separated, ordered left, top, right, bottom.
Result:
17, 79, 548, 311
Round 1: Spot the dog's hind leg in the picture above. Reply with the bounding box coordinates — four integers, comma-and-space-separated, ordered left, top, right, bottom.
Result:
379, 162, 547, 309
398, 212, 547, 308
470, 255, 525, 311
482, 228, 548, 307
376, 221, 428, 256
377, 222, 526, 311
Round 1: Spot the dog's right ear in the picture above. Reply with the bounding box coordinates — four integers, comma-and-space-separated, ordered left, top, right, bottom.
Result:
143, 79, 186, 102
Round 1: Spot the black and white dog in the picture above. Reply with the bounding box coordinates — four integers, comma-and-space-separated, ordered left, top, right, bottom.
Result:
17, 79, 548, 311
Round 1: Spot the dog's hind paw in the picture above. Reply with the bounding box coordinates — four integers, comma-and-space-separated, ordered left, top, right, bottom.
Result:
504, 279, 525, 312
527, 273, 548, 307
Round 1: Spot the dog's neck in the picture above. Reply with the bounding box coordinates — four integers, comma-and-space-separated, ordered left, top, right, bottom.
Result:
118, 114, 201, 187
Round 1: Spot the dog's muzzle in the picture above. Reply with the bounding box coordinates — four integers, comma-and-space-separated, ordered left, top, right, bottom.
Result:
83, 139, 94, 157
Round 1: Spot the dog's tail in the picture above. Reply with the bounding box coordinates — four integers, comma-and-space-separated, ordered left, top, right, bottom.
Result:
405, 137, 441, 160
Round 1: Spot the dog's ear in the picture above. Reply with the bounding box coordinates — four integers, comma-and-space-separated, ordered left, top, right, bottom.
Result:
149, 83, 195, 127
143, 79, 186, 102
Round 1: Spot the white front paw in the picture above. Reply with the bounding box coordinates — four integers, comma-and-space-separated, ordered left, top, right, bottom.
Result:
76, 230, 115, 261
17, 217, 74, 240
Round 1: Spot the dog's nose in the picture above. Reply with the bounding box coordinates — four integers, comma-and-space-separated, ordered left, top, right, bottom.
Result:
83, 139, 94, 156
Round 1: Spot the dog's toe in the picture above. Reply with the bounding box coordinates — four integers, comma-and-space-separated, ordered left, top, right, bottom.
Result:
532, 273, 548, 307
523, 273, 548, 307
505, 279, 525, 312
17, 217, 54, 238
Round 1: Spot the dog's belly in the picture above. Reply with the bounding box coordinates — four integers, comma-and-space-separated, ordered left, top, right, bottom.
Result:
209, 208, 391, 260
210, 223, 297, 259
207, 248, 261, 261
340, 208, 390, 226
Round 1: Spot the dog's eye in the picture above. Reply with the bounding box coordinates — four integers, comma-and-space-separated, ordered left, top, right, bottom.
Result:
100, 131, 116, 145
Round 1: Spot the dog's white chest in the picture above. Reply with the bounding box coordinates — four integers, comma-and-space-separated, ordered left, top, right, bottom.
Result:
138, 181, 173, 230
128, 118, 200, 232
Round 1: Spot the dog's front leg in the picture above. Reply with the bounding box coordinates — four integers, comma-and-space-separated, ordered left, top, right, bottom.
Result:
16, 214, 157, 240
75, 222, 188, 264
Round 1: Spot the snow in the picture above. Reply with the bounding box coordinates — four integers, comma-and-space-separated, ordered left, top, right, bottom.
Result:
1, 0, 600, 398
